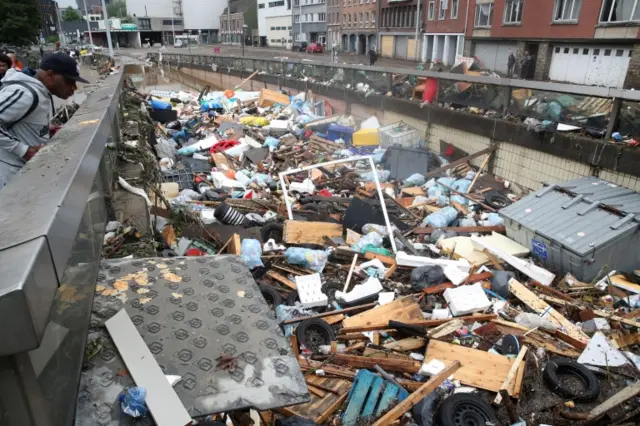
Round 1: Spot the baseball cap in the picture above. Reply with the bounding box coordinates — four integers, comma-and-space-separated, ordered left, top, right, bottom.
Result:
40, 53, 90, 84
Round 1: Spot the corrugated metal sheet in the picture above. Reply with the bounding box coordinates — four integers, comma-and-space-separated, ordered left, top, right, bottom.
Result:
500, 176, 640, 257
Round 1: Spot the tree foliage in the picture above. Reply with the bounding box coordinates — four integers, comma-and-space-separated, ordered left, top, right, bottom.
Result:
62, 7, 82, 22
0, 0, 41, 46
107, 1, 127, 18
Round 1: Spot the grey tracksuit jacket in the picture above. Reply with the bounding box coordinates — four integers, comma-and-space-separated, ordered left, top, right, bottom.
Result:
0, 70, 54, 188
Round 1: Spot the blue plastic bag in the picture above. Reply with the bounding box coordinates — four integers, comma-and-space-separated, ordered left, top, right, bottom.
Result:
241, 239, 264, 269
120, 387, 147, 418
352, 232, 384, 252
422, 206, 458, 228
284, 248, 328, 273
149, 99, 172, 110
452, 178, 472, 193
201, 101, 222, 111
263, 136, 280, 151
404, 173, 426, 187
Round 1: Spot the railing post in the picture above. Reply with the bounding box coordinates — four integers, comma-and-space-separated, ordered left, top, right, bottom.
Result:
605, 97, 622, 139
502, 86, 512, 118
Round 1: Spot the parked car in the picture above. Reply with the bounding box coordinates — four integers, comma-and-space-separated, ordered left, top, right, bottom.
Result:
174, 40, 185, 48
291, 42, 308, 52
306, 42, 324, 54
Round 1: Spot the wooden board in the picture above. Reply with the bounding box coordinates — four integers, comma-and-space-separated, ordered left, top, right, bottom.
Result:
284, 376, 351, 424
509, 279, 589, 345
265, 270, 297, 290
588, 381, 640, 420
258, 88, 290, 107
401, 187, 426, 197
283, 220, 343, 245
333, 354, 421, 374
384, 337, 427, 352
105, 310, 192, 426
438, 236, 489, 267
227, 233, 242, 255
342, 297, 422, 329
343, 369, 409, 426
424, 340, 516, 393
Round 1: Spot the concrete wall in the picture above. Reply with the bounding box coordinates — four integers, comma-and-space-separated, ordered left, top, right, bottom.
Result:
175, 63, 640, 193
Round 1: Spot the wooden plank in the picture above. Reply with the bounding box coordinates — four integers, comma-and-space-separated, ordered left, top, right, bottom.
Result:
451, 201, 470, 216
613, 333, 640, 349
340, 314, 498, 334
588, 381, 640, 420
384, 337, 427, 352
372, 361, 462, 426
265, 270, 297, 290
105, 310, 192, 426
424, 340, 514, 393
361, 376, 385, 419
316, 392, 349, 424
342, 297, 422, 329
286, 376, 351, 423
424, 146, 495, 179
375, 383, 399, 417
530, 280, 574, 302
509, 279, 589, 345
228, 233, 242, 255
413, 225, 506, 235
333, 354, 421, 374
428, 319, 465, 339
282, 303, 377, 325
342, 370, 376, 426
259, 88, 290, 107
494, 345, 528, 404
283, 220, 343, 245
593, 309, 640, 329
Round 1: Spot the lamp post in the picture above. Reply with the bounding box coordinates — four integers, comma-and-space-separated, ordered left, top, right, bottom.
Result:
242, 24, 248, 57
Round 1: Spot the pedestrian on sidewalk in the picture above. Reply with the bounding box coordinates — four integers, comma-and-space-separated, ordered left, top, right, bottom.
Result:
507, 50, 515, 78
0, 53, 89, 188
520, 50, 530, 79
368, 46, 378, 66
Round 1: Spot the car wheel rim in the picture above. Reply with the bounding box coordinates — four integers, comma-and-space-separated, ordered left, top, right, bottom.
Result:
452, 403, 490, 426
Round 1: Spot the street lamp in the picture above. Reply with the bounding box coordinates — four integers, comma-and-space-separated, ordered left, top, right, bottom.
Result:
242, 24, 248, 57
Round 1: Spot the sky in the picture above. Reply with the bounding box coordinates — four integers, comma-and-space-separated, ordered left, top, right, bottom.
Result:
57, 0, 78, 8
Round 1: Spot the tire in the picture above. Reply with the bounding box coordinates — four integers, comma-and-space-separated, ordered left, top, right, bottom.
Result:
286, 291, 300, 306
484, 190, 512, 210
436, 394, 498, 426
296, 318, 335, 350
261, 222, 284, 244
259, 284, 282, 307
543, 357, 600, 402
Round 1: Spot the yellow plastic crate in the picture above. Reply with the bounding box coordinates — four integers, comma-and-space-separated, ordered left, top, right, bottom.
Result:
353, 128, 379, 146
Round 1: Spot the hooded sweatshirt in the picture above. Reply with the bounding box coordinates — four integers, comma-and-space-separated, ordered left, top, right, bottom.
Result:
0, 70, 54, 188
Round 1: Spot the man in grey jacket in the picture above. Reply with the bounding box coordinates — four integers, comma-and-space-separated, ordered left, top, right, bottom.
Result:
0, 53, 89, 188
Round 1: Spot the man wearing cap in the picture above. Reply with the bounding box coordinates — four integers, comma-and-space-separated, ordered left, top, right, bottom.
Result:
0, 53, 89, 188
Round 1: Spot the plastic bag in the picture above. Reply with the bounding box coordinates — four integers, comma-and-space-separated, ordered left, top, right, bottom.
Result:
436, 177, 456, 192
480, 212, 504, 226
240, 116, 270, 127
284, 247, 328, 273
119, 387, 147, 418
362, 224, 393, 236
263, 136, 280, 151
410, 265, 446, 291
452, 178, 472, 193
516, 312, 557, 332
359, 169, 390, 182
490, 270, 515, 298
422, 206, 457, 228
412, 391, 439, 426
241, 239, 264, 269
352, 232, 384, 253
458, 217, 477, 227
404, 173, 426, 187
251, 173, 274, 186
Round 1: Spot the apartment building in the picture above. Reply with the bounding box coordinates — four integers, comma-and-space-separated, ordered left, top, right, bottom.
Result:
462, 0, 640, 89
328, 0, 341, 47
292, 0, 328, 44
126, 0, 184, 45
39, 0, 59, 38
340, 0, 378, 54
378, 0, 423, 60
422, 0, 468, 65
220, 0, 258, 45
258, 0, 293, 47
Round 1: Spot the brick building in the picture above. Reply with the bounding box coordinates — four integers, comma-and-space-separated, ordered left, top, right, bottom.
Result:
378, 0, 423, 60
328, 0, 341, 47
340, 0, 377, 54
422, 0, 469, 65
460, 0, 640, 89
220, 0, 258, 45
40, 0, 60, 38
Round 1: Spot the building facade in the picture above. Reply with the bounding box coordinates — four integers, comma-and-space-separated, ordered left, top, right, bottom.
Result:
422, 0, 467, 65
220, 0, 258, 45
258, 0, 293, 47
126, 0, 184, 45
340, 0, 377, 54
182, 0, 227, 43
462, 0, 640, 89
292, 0, 327, 44
327, 0, 341, 47
378, 0, 423, 60
40, 0, 59, 38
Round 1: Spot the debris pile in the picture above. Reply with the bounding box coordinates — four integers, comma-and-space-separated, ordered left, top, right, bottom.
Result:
103, 75, 640, 426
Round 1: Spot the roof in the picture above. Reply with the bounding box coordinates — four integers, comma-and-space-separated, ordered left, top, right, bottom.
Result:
500, 176, 640, 256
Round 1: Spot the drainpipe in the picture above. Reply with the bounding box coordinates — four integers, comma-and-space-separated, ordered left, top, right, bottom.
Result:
414, 0, 421, 60
463, 0, 470, 49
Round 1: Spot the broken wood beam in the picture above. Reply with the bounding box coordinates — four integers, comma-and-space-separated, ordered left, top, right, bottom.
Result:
283, 220, 343, 245
371, 361, 462, 426
339, 314, 498, 333
494, 345, 528, 405
332, 354, 422, 374
265, 270, 297, 290
587, 381, 640, 421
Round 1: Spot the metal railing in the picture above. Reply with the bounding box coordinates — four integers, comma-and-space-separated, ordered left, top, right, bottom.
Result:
0, 59, 124, 426
152, 52, 640, 139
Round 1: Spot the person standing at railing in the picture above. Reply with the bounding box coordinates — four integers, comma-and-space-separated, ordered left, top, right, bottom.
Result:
0, 53, 89, 188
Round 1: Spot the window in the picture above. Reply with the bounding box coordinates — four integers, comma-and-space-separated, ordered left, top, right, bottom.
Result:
348, 13, 351, 25
583, 48, 589, 54
563, 47, 569, 53
319, 12, 326, 21
428, 0, 435, 20
605, 48, 612, 55
474, 3, 493, 27
600, 0, 640, 23
294, 0, 299, 5
162, 19, 182, 25
268, 0, 285, 6
258, 3, 265, 8
294, 14, 300, 23
616, 49, 624, 56
365, 11, 369, 26
359, 12, 363, 26
439, 0, 447, 19
343, 14, 346, 25
353, 12, 357, 26
553, 0, 581, 21
503, 0, 523, 24
372, 11, 375, 23
271, 26, 276, 30
138, 18, 151, 30
573, 47, 579, 53
593, 48, 601, 55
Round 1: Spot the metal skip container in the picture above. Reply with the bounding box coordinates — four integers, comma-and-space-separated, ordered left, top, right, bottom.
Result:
499, 176, 640, 282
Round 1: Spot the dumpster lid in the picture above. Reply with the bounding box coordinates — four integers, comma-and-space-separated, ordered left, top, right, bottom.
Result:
500, 176, 640, 256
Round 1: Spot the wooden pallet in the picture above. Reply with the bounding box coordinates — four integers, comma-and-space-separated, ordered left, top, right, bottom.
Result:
342, 369, 409, 426
282, 376, 351, 424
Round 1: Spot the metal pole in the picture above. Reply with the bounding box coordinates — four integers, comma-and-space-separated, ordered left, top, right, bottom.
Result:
227, 0, 231, 44
55, 3, 65, 46
414, 0, 421, 60
100, 0, 114, 58
172, 10, 176, 45
299, 1, 302, 42
82, 0, 94, 47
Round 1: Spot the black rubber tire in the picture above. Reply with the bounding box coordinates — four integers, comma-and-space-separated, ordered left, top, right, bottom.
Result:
261, 222, 284, 243
259, 284, 282, 307
286, 291, 300, 306
543, 357, 600, 402
295, 318, 335, 349
484, 190, 512, 210
436, 394, 498, 426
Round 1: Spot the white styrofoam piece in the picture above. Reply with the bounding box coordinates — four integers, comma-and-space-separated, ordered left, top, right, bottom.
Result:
396, 251, 471, 272
419, 359, 446, 376
577, 332, 627, 367
431, 308, 453, 320
443, 264, 469, 286
295, 273, 328, 308
595, 270, 617, 291
356, 259, 388, 278
378, 292, 395, 305
360, 115, 380, 130
335, 277, 383, 304
443, 283, 492, 316
471, 236, 555, 286
477, 232, 530, 257
289, 178, 316, 194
